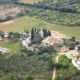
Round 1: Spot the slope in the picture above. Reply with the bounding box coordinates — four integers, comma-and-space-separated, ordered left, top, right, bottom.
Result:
0, 16, 80, 40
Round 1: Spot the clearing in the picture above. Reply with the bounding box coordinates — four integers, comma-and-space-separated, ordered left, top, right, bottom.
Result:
0, 41, 21, 58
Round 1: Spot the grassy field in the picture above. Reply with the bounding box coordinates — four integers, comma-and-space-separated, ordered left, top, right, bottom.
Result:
0, 16, 80, 40
55, 55, 77, 80
19, 0, 43, 4
0, 41, 21, 57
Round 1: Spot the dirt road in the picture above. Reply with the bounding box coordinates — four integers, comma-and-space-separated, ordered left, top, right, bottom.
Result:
52, 53, 65, 80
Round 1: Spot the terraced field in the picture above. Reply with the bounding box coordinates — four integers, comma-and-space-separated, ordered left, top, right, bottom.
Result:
0, 16, 80, 40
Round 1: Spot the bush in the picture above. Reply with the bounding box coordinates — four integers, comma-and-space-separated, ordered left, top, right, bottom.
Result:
69, 36, 76, 42
75, 41, 80, 45
78, 46, 80, 50
63, 38, 76, 50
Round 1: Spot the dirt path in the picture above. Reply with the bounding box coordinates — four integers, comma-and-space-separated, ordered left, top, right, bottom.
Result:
52, 53, 65, 80
19, 0, 39, 4
1, 20, 14, 25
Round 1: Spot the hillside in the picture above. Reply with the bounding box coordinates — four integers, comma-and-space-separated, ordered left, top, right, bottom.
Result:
0, 0, 26, 22
0, 0, 80, 80
27, 0, 80, 26
36, 0, 80, 13
0, 16, 80, 40
0, 0, 80, 26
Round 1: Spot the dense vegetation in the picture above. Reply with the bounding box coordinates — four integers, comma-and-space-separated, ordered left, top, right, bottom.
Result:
26, 0, 80, 26
0, 50, 55, 80
0, 0, 80, 26
55, 55, 80, 80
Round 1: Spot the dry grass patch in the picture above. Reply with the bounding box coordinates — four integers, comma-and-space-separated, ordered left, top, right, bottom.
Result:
0, 16, 80, 40
19, 0, 43, 4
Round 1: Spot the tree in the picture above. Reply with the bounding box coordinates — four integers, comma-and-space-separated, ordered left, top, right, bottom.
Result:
43, 29, 48, 38
26, 75, 33, 80
70, 36, 76, 42
78, 46, 80, 50
69, 42, 76, 50
43, 29, 51, 37
0, 31, 4, 38
8, 32, 14, 38
14, 32, 20, 39
31, 28, 35, 41
10, 75, 17, 80
31, 28, 43, 44
48, 30, 51, 36
8, 32, 20, 41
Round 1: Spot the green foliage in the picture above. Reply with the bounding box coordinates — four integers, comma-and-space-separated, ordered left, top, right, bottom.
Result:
8, 32, 20, 41
43, 29, 51, 38
63, 38, 76, 50
48, 30, 51, 36
0, 41, 21, 55
31, 28, 35, 41
27, 0, 80, 26
0, 31, 4, 37
0, 50, 53, 80
31, 28, 43, 44
69, 36, 76, 42
26, 75, 33, 80
78, 46, 80, 50
39, 46, 57, 54
55, 55, 79, 80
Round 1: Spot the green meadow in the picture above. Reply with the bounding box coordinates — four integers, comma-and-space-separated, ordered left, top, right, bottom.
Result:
0, 41, 21, 58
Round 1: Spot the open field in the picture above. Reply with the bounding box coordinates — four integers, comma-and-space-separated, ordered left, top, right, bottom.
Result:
0, 16, 80, 40
0, 41, 21, 57
19, 0, 43, 4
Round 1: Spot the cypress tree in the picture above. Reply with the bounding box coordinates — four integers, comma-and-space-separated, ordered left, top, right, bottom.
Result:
43, 29, 49, 38
31, 28, 37, 42
31, 28, 35, 41
45, 29, 48, 37
48, 30, 51, 36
